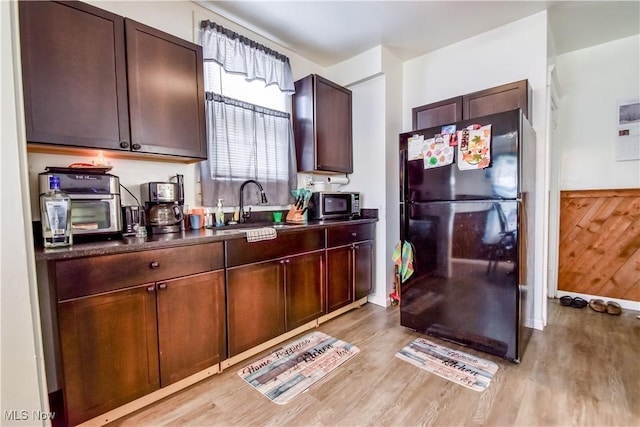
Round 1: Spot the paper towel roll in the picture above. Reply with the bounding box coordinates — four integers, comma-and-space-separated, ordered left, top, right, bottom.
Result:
326, 175, 349, 185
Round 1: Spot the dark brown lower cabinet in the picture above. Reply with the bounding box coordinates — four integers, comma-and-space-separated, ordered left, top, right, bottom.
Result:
226, 250, 325, 357
326, 240, 374, 311
58, 269, 226, 425
226, 261, 286, 357
326, 246, 353, 312
354, 240, 374, 299
58, 285, 160, 426
285, 251, 325, 330
156, 271, 226, 387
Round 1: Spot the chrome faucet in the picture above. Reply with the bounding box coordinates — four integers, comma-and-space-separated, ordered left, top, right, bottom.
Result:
239, 180, 268, 222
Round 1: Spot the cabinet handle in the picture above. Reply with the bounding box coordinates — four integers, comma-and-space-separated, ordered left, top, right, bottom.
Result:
150, 261, 159, 269
351, 232, 357, 237
285, 259, 290, 264
158, 283, 167, 290
279, 260, 286, 264
146, 285, 155, 292
119, 141, 129, 149
132, 143, 142, 151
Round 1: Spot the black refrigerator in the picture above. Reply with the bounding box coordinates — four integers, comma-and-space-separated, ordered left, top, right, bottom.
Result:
398, 109, 535, 362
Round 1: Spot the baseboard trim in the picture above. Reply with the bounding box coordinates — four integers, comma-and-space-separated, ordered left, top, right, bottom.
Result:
77, 365, 220, 427
317, 297, 368, 324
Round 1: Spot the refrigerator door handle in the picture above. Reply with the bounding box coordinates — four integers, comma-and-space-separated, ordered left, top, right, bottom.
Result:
399, 149, 407, 203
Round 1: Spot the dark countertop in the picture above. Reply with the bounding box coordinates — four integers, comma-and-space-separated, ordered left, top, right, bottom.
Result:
35, 214, 378, 261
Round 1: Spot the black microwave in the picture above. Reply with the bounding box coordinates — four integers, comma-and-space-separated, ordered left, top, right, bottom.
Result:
308, 192, 360, 220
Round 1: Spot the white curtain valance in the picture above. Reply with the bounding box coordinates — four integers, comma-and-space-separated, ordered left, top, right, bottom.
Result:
200, 20, 295, 94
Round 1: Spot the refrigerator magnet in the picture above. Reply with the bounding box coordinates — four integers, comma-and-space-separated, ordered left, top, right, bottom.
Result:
423, 136, 454, 169
441, 124, 457, 135
441, 124, 458, 146
407, 134, 426, 161
457, 124, 492, 170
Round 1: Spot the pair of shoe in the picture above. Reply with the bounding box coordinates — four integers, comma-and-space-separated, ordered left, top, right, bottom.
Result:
559, 296, 587, 308
588, 299, 622, 315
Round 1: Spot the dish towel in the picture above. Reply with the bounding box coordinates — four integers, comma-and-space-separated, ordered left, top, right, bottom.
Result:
392, 241, 414, 282
245, 227, 277, 242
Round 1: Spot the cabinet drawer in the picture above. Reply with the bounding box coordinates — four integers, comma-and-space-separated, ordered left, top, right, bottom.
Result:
327, 223, 375, 247
55, 242, 223, 300
226, 229, 324, 267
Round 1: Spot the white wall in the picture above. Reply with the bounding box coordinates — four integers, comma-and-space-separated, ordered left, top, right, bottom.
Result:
556, 35, 640, 190
403, 12, 549, 132
1, 1, 48, 424
382, 47, 404, 305
323, 46, 404, 307
402, 12, 549, 329
344, 75, 389, 305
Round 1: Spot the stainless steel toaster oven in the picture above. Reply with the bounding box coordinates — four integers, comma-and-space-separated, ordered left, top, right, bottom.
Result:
39, 172, 122, 236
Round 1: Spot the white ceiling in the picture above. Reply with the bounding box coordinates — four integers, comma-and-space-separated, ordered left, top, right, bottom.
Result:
198, 1, 640, 67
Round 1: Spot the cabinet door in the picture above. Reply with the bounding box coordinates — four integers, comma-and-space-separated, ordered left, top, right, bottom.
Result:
293, 74, 353, 173
412, 97, 463, 130
19, 1, 130, 150
58, 284, 159, 426
285, 251, 324, 330
156, 271, 226, 387
463, 80, 530, 121
125, 19, 206, 159
227, 261, 285, 356
354, 240, 374, 299
315, 76, 353, 173
326, 246, 353, 312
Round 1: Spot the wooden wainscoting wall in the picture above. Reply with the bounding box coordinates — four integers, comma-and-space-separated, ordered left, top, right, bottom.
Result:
558, 189, 640, 301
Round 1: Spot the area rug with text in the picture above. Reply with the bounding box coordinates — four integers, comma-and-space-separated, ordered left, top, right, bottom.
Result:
237, 331, 360, 404
395, 337, 499, 392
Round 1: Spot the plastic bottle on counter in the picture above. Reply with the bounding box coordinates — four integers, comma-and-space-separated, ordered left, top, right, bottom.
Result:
40, 175, 73, 248
215, 199, 225, 227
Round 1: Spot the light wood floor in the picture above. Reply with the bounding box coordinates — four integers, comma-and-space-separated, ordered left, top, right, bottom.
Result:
110, 300, 640, 427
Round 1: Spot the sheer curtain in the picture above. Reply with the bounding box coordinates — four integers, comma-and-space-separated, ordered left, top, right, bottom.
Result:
199, 21, 296, 207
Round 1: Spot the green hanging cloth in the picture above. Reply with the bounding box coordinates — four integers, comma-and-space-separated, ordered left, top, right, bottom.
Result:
392, 241, 414, 283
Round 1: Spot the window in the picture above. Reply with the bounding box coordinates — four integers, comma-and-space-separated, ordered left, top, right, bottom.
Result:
200, 21, 296, 207
204, 62, 287, 111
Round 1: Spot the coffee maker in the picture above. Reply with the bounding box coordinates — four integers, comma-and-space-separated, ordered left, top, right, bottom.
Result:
140, 175, 185, 234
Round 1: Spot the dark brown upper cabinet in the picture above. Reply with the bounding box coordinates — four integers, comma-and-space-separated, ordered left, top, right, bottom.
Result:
411, 80, 531, 130
19, 1, 206, 160
412, 96, 463, 131
293, 74, 353, 174
462, 80, 531, 123
125, 19, 206, 159
19, 1, 130, 150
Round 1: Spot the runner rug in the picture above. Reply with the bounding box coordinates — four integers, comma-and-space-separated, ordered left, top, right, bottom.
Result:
395, 337, 499, 392
237, 331, 359, 404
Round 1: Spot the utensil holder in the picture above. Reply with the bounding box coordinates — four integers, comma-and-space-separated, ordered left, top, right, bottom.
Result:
286, 205, 306, 223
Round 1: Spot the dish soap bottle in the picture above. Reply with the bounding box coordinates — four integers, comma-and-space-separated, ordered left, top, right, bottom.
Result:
40, 175, 72, 248
215, 199, 225, 227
